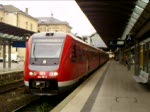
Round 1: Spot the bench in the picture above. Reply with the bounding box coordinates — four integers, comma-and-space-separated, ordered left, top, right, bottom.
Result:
133, 70, 149, 83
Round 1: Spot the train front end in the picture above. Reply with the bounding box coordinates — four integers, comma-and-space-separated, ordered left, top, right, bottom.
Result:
24, 32, 66, 95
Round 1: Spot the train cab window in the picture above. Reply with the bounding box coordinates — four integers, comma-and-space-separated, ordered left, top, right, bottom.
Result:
32, 42, 62, 58
30, 38, 64, 65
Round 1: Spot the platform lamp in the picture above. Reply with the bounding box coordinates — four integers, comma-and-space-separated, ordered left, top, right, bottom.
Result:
22, 33, 31, 41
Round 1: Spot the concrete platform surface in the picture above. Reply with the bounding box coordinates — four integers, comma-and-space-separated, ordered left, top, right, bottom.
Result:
0, 61, 24, 74
52, 61, 150, 112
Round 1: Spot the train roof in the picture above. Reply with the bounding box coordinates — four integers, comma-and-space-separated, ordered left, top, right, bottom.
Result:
31, 32, 67, 39
31, 32, 105, 53
68, 33, 104, 52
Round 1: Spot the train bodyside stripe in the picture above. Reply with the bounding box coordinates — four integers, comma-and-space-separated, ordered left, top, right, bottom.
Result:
58, 76, 81, 87
24, 76, 82, 87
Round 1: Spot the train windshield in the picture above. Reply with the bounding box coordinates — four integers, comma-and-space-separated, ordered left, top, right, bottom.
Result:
32, 43, 62, 58
31, 38, 64, 59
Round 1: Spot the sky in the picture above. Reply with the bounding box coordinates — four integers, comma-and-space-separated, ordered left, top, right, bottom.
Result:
0, 0, 96, 36
0, 0, 107, 47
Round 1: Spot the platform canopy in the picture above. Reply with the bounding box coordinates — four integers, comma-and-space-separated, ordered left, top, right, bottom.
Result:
0, 22, 35, 42
76, 0, 149, 50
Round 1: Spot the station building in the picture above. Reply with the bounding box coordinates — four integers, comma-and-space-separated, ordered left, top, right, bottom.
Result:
37, 15, 72, 33
0, 5, 72, 61
0, 4, 38, 60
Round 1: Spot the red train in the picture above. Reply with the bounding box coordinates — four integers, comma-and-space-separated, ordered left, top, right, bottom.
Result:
24, 32, 109, 95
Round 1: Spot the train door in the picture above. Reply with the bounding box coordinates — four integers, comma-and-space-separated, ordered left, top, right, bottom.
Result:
85, 48, 89, 72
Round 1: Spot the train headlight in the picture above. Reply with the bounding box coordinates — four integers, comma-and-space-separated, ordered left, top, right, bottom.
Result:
29, 72, 37, 76
49, 72, 58, 76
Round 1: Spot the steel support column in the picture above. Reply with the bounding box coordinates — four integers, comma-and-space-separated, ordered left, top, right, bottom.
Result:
134, 42, 140, 76
2, 42, 6, 68
8, 41, 11, 68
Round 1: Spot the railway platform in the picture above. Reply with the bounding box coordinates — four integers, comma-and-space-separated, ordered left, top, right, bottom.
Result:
52, 60, 150, 112
0, 61, 24, 73
0, 62, 24, 87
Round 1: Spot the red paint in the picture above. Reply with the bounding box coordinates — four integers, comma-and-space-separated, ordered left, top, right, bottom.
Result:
24, 32, 109, 95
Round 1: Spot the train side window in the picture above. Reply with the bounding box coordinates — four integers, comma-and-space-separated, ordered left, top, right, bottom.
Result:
72, 44, 77, 62
80, 48, 85, 62
78, 46, 83, 62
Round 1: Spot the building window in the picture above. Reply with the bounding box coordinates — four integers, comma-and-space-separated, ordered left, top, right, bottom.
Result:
47, 28, 51, 31
26, 22, 28, 29
0, 17, 3, 22
30, 24, 32, 30
44, 27, 46, 32
38, 28, 42, 32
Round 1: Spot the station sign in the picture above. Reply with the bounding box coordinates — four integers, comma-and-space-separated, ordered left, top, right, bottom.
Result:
109, 40, 125, 48
12, 41, 26, 48
126, 34, 134, 43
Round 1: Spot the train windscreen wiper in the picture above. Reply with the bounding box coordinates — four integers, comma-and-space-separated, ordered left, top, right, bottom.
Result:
33, 43, 37, 61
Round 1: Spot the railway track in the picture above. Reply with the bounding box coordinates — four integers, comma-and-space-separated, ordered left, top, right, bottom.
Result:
0, 83, 39, 112
14, 95, 68, 112
0, 80, 24, 93
13, 78, 85, 112
0, 67, 99, 112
